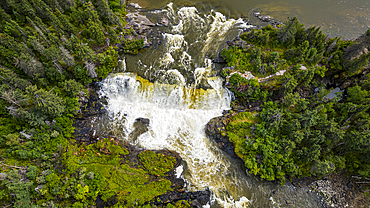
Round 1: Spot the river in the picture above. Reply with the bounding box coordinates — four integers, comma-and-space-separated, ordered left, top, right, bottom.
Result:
128, 0, 369, 39
97, 1, 369, 207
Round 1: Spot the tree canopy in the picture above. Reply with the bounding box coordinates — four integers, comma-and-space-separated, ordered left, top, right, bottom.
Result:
221, 18, 370, 185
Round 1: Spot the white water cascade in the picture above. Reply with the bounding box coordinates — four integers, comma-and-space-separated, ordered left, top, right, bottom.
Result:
100, 3, 320, 208
101, 72, 251, 207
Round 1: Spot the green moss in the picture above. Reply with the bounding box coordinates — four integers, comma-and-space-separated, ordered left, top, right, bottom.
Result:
117, 179, 172, 205
166, 200, 192, 208
53, 138, 176, 206
138, 150, 177, 177
226, 112, 259, 160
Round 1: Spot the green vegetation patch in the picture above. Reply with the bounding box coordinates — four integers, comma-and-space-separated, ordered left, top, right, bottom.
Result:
139, 150, 177, 177
31, 138, 175, 207
226, 112, 260, 160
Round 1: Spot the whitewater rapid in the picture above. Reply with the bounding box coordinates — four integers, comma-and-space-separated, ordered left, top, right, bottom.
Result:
99, 3, 320, 207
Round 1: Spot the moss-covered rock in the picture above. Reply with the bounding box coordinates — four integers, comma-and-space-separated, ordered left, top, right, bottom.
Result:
138, 150, 177, 177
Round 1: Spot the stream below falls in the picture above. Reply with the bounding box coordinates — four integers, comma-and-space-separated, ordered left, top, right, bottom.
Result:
98, 3, 324, 207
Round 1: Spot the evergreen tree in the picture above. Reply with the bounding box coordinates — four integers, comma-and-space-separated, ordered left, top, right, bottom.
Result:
16, 53, 45, 78
88, 19, 105, 45
55, 9, 77, 35
277, 17, 303, 47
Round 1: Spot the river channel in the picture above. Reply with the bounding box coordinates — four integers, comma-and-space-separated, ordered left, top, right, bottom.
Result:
97, 1, 369, 207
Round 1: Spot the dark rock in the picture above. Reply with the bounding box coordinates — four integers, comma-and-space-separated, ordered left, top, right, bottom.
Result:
96, 195, 105, 208
226, 38, 249, 49
154, 186, 210, 207
73, 82, 107, 142
291, 176, 316, 188
135, 117, 150, 126
191, 199, 202, 207
171, 178, 185, 192
213, 56, 225, 63
205, 115, 239, 159
104, 195, 118, 207
213, 51, 226, 63
129, 118, 150, 142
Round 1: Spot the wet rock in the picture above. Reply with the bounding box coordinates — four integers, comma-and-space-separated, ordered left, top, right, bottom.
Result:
73, 82, 107, 143
154, 180, 210, 207
160, 17, 169, 27
213, 52, 225, 63
226, 38, 249, 49
260, 15, 273, 22
253, 12, 261, 17
253, 12, 272, 22
121, 12, 160, 51
129, 117, 150, 141
188, 189, 211, 205
205, 114, 239, 159
171, 178, 185, 192
253, 11, 279, 24
129, 3, 142, 9
126, 12, 155, 35
191, 199, 202, 207
136, 117, 150, 126
291, 176, 316, 188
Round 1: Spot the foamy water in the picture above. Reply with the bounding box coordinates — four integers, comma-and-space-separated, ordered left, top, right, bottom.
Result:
99, 4, 320, 207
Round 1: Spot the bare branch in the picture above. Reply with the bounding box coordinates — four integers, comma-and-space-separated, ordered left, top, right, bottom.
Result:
85, 61, 97, 78
53, 60, 63, 74
20, 131, 32, 140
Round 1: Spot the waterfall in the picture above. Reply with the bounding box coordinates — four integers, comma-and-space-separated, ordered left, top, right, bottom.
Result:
99, 4, 320, 207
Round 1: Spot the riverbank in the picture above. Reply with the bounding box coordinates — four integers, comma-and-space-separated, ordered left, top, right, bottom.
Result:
206, 16, 370, 207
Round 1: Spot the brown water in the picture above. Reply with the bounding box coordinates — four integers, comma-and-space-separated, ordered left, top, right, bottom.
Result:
130, 0, 370, 39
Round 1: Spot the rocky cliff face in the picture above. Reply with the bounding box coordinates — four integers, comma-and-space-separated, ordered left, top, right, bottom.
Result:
205, 113, 239, 159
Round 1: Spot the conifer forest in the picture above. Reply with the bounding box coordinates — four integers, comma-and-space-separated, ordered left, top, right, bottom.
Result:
0, 0, 369, 207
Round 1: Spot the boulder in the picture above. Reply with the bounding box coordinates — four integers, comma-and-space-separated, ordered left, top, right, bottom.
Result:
253, 12, 274, 22
129, 3, 142, 9
160, 17, 169, 27
260, 15, 273, 22
128, 117, 150, 141
126, 12, 155, 35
